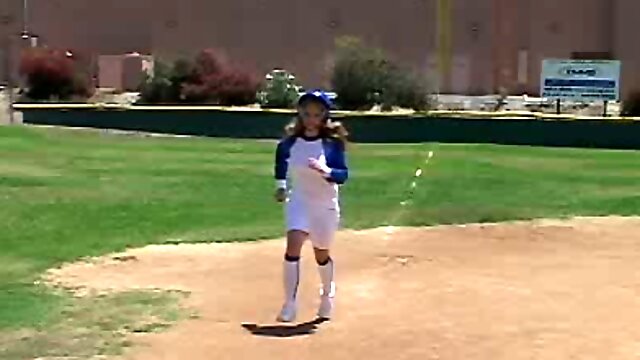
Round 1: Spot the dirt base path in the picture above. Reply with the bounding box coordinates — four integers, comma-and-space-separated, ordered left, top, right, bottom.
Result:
47, 217, 640, 360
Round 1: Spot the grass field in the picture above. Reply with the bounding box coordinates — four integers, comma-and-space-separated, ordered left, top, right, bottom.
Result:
1, 125, 640, 357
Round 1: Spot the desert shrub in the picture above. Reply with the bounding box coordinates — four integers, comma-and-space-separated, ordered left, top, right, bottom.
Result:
258, 69, 302, 108
331, 37, 389, 110
331, 37, 430, 111
19, 48, 94, 101
621, 90, 640, 116
381, 66, 432, 111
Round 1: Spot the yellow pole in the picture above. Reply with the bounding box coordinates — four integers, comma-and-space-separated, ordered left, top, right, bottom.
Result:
437, 0, 452, 94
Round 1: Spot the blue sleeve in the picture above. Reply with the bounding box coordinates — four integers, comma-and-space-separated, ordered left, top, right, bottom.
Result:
275, 137, 293, 182
326, 141, 349, 185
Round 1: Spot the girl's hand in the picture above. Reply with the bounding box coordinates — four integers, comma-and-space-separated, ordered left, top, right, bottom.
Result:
274, 188, 286, 203
308, 158, 330, 175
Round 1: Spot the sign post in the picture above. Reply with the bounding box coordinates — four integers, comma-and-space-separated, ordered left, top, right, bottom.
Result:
541, 59, 621, 116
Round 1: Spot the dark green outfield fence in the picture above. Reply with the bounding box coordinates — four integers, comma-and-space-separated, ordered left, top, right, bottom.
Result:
18, 106, 640, 149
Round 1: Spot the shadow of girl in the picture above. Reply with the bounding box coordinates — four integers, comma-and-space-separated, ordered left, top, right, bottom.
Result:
241, 318, 328, 338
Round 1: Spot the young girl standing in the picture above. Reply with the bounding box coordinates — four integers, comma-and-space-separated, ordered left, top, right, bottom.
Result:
274, 90, 349, 322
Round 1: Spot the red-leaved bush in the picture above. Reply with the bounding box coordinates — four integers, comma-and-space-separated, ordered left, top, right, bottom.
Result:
192, 49, 228, 80
181, 49, 261, 106
213, 69, 262, 106
19, 48, 93, 101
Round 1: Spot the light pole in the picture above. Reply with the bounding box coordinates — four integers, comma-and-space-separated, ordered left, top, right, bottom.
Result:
22, 0, 29, 38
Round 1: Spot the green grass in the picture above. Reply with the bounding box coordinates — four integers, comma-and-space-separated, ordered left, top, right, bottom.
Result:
1, 125, 640, 356
0, 290, 189, 359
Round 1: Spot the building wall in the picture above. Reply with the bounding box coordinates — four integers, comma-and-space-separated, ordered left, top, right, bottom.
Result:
2, 0, 638, 97
0, 0, 25, 83
449, 0, 494, 94
524, 0, 613, 95
2, 0, 152, 83
151, 0, 438, 88
614, 0, 640, 97
152, 0, 503, 94
28, 0, 152, 55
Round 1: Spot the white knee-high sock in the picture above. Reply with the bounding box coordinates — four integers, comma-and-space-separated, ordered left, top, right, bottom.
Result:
318, 258, 335, 297
283, 259, 300, 303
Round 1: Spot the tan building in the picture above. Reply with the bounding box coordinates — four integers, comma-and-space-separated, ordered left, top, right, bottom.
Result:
1, 0, 639, 97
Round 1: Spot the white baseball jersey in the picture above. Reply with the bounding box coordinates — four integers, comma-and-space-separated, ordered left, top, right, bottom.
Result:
274, 135, 349, 248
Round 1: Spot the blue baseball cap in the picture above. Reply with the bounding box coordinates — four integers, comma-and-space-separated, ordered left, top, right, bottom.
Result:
298, 90, 333, 110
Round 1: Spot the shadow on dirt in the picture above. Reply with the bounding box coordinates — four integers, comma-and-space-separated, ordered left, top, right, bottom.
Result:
241, 318, 329, 338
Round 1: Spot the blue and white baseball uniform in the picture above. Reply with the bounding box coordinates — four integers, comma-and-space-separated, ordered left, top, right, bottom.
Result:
275, 135, 348, 249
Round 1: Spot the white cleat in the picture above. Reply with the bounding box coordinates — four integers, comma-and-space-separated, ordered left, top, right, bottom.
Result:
317, 283, 336, 320
276, 302, 297, 323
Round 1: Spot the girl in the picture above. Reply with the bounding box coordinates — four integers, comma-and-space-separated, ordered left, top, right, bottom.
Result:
273, 90, 349, 322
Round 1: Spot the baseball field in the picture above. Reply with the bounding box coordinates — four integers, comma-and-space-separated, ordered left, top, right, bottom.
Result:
2, 125, 640, 359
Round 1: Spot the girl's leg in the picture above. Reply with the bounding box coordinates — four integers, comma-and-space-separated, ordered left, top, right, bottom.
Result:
309, 208, 340, 319
313, 247, 336, 319
278, 230, 307, 322
314, 247, 335, 298
313, 247, 331, 265
286, 230, 307, 258
283, 231, 307, 303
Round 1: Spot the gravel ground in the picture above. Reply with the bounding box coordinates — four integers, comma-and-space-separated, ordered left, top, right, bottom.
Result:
45, 217, 640, 360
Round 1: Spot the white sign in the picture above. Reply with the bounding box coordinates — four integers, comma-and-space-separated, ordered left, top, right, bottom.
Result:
541, 59, 621, 101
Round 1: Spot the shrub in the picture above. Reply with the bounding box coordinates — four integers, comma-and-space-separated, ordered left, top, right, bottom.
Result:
381, 66, 432, 111
139, 58, 203, 104
19, 48, 94, 101
138, 60, 178, 103
258, 69, 302, 108
191, 49, 227, 82
185, 49, 260, 106
179, 82, 209, 103
211, 68, 262, 106
331, 36, 430, 111
170, 58, 196, 98
138, 49, 261, 105
331, 37, 389, 110
621, 90, 640, 116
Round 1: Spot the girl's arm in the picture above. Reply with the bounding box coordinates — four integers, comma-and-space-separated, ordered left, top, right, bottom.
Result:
328, 141, 348, 184
311, 141, 348, 185
274, 138, 293, 189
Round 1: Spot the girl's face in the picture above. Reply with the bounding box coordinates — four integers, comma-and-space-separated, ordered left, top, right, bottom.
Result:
299, 101, 327, 132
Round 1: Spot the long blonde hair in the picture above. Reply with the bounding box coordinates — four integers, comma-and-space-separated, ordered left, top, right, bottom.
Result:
285, 97, 349, 147
285, 116, 349, 147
